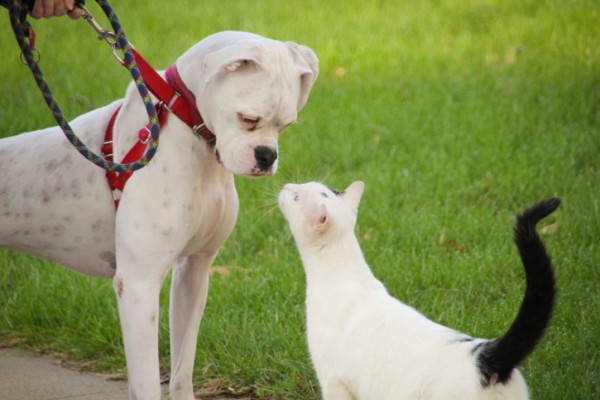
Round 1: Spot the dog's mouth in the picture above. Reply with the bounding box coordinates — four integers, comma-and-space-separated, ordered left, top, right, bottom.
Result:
214, 148, 278, 177
250, 169, 273, 177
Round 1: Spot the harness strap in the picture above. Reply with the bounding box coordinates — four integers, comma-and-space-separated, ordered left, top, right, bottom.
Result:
102, 103, 169, 207
101, 50, 215, 208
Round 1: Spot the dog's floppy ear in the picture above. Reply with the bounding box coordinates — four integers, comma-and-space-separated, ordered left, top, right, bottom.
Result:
285, 42, 319, 110
341, 181, 365, 215
204, 39, 264, 83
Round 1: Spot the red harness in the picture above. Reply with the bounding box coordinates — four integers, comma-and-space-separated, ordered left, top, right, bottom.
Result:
101, 49, 215, 207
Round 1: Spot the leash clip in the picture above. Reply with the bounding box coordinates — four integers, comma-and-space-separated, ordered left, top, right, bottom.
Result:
80, 5, 123, 63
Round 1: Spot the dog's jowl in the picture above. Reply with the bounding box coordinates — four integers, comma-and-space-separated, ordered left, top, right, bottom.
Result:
0, 31, 318, 400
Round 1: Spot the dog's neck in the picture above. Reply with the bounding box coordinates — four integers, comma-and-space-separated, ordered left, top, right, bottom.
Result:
164, 65, 214, 144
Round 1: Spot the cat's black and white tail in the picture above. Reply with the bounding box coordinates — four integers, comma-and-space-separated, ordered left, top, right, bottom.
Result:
476, 198, 560, 386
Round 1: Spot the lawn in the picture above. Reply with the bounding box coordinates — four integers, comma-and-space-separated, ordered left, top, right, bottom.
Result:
1, 0, 598, 399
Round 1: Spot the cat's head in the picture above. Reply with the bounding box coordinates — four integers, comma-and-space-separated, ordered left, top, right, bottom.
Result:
278, 181, 365, 245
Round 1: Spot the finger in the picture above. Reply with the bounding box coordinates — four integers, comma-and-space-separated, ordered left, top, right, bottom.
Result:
64, 0, 82, 19
31, 1, 44, 19
53, 8, 68, 17
67, 7, 83, 20
51, 0, 68, 17
42, 0, 55, 18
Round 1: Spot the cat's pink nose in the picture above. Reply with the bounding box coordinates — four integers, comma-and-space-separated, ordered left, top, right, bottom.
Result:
280, 184, 299, 204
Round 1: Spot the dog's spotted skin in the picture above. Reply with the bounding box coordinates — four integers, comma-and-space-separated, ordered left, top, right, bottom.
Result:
0, 31, 318, 400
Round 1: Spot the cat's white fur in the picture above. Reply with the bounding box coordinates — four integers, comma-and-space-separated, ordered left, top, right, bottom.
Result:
278, 181, 529, 400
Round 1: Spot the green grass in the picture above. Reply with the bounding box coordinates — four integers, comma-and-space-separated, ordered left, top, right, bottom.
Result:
1, 0, 598, 398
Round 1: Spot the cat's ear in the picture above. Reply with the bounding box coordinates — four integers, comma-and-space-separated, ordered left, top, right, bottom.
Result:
303, 202, 330, 231
341, 181, 365, 214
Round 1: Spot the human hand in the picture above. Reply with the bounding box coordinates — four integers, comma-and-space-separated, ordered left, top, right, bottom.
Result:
30, 0, 83, 19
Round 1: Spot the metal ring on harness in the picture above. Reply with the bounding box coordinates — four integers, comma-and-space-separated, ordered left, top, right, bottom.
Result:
6, 0, 160, 174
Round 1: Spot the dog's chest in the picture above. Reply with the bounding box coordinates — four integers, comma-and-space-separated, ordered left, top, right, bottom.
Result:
182, 179, 239, 256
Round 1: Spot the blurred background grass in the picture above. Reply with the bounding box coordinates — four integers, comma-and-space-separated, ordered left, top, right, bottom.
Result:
1, 0, 598, 398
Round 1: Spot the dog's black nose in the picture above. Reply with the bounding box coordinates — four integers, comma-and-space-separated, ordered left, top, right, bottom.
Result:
254, 146, 278, 170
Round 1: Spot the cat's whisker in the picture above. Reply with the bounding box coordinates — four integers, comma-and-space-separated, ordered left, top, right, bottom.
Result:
251, 198, 283, 223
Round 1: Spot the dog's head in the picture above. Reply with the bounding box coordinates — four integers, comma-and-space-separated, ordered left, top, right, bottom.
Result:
182, 32, 319, 177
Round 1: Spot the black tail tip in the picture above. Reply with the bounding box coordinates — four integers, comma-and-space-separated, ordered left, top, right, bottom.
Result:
518, 197, 561, 225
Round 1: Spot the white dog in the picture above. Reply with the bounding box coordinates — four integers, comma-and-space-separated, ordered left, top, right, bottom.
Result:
0, 31, 318, 400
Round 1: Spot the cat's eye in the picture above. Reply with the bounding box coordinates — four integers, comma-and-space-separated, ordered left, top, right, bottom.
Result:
326, 186, 342, 196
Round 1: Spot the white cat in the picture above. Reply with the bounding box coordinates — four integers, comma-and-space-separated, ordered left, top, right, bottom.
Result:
278, 181, 559, 400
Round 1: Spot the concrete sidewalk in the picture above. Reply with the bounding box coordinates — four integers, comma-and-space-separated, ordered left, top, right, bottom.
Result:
0, 347, 168, 400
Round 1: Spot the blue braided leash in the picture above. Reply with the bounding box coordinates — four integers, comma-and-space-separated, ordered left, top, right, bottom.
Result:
7, 0, 160, 173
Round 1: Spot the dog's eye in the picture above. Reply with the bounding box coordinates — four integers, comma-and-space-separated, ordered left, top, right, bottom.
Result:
238, 113, 260, 131
320, 192, 328, 198
293, 194, 299, 202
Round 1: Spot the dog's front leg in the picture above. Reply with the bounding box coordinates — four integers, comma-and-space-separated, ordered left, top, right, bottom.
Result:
114, 267, 167, 400
169, 253, 214, 400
